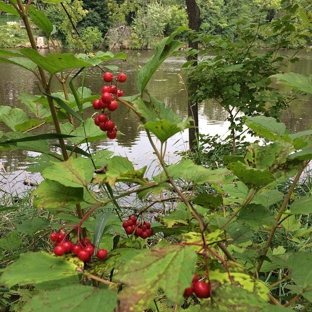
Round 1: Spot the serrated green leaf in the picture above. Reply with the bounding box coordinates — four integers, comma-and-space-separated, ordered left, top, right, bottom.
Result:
0, 251, 81, 288
289, 196, 312, 214
14, 217, 50, 235
22, 285, 117, 312
32, 180, 84, 208
42, 157, 94, 188
245, 116, 286, 140
0, 231, 22, 251
116, 245, 197, 311
272, 73, 312, 94
19, 49, 92, 75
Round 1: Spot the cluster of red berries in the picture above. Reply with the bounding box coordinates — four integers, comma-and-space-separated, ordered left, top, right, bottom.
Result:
183, 274, 211, 299
122, 215, 154, 239
92, 72, 127, 140
50, 231, 108, 262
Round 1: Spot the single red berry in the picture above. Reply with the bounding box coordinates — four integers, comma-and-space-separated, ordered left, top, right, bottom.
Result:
99, 121, 109, 131
110, 85, 117, 94
98, 113, 108, 123
117, 89, 124, 97
116, 73, 127, 83
61, 241, 73, 253
78, 249, 91, 262
50, 232, 59, 242
129, 215, 137, 222
101, 92, 112, 103
101, 85, 111, 93
99, 99, 109, 109
123, 220, 133, 228
107, 130, 117, 139
125, 225, 135, 235
193, 281, 210, 298
84, 245, 95, 256
108, 100, 118, 111
83, 237, 92, 244
183, 286, 194, 297
192, 274, 199, 285
57, 231, 66, 242
145, 228, 153, 237
140, 231, 149, 239
103, 72, 114, 82
105, 120, 115, 131
94, 116, 101, 126
96, 248, 108, 260
54, 245, 66, 256
71, 244, 82, 255
144, 221, 151, 229
92, 99, 101, 110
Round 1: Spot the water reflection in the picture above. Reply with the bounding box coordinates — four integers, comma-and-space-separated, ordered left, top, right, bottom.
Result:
0, 50, 311, 176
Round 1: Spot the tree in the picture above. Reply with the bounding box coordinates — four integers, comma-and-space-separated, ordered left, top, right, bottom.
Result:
185, 0, 200, 151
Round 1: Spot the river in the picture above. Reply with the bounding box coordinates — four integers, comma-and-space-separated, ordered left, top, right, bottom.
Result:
0, 49, 311, 195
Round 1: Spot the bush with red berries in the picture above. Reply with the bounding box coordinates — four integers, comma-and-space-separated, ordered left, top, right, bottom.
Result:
92, 71, 127, 140
122, 215, 154, 239
50, 230, 108, 262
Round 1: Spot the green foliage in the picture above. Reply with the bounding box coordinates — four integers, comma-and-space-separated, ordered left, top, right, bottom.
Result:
1, 2, 312, 311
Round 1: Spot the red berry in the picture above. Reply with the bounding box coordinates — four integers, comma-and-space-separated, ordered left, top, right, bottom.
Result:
183, 286, 194, 297
125, 225, 135, 235
108, 100, 118, 111
94, 116, 101, 126
129, 215, 137, 222
101, 85, 111, 93
140, 231, 149, 239
54, 245, 66, 256
78, 250, 91, 262
99, 121, 109, 131
71, 244, 82, 255
110, 85, 117, 94
192, 274, 199, 285
61, 241, 73, 253
107, 130, 117, 139
105, 120, 115, 130
84, 245, 95, 256
145, 228, 153, 237
117, 73, 127, 83
144, 221, 151, 229
57, 231, 66, 242
99, 99, 109, 109
98, 113, 107, 123
135, 227, 143, 237
96, 248, 108, 260
103, 72, 114, 82
117, 89, 124, 97
83, 237, 92, 244
50, 232, 59, 242
92, 99, 101, 110
101, 92, 112, 103
193, 281, 210, 298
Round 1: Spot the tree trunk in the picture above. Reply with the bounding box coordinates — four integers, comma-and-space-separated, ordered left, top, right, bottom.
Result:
185, 0, 200, 151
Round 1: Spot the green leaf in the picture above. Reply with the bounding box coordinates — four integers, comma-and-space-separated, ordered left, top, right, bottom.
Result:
46, 94, 83, 122
42, 157, 94, 188
192, 193, 223, 209
0, 56, 37, 71
32, 180, 84, 208
0, 2, 20, 16
20, 49, 92, 75
145, 119, 191, 143
160, 203, 191, 228
156, 159, 230, 185
19, 93, 51, 119
0, 251, 81, 288
116, 244, 197, 311
93, 211, 112, 248
0, 107, 31, 131
28, 5, 53, 36
22, 285, 117, 312
237, 204, 276, 230
245, 116, 286, 140
272, 73, 312, 94
227, 162, 275, 189
14, 217, 50, 235
0, 231, 22, 251
136, 27, 186, 94
289, 196, 312, 214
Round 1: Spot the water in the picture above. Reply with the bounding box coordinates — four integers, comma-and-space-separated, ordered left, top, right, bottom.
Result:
0, 49, 311, 193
